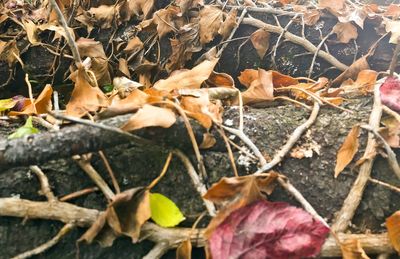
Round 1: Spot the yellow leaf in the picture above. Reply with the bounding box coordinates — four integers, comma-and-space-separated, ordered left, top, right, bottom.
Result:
340, 239, 370, 259
334, 125, 360, 178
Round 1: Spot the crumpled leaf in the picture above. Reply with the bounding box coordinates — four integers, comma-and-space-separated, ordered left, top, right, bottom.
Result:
340, 239, 370, 259
66, 67, 109, 117
340, 69, 378, 95
332, 22, 358, 44
338, 7, 367, 29
380, 77, 400, 113
150, 193, 185, 227
218, 8, 237, 40
123, 37, 144, 55
121, 104, 176, 131
199, 5, 223, 45
303, 9, 321, 26
9, 84, 53, 116
76, 38, 111, 86
119, 0, 155, 21
250, 28, 270, 59
8, 116, 39, 139
79, 187, 150, 246
241, 69, 274, 105
204, 173, 279, 237
87, 4, 117, 29
141, 6, 183, 38
319, 0, 346, 17
334, 125, 360, 178
199, 133, 216, 149
207, 200, 330, 259
154, 58, 218, 92
384, 4, 400, 19
386, 210, 400, 254
0, 40, 20, 67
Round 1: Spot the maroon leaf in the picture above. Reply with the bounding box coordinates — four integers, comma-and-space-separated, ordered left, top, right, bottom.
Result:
208, 200, 330, 259
380, 77, 400, 113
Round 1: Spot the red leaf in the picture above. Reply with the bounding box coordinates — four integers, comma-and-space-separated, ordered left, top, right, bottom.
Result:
380, 77, 400, 113
208, 200, 330, 259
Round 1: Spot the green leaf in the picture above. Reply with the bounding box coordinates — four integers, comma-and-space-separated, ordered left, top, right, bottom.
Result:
102, 84, 114, 93
0, 98, 18, 112
150, 193, 185, 227
8, 116, 40, 139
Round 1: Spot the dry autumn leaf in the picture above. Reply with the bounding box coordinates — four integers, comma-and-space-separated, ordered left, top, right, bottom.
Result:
340, 69, 378, 95
386, 210, 400, 254
332, 56, 370, 87
250, 28, 270, 59
66, 67, 109, 117
332, 22, 358, 44
76, 38, 111, 86
241, 69, 274, 105
218, 8, 237, 40
9, 84, 53, 116
154, 58, 219, 92
334, 125, 360, 178
199, 5, 223, 45
340, 239, 370, 259
79, 187, 151, 247
121, 104, 176, 131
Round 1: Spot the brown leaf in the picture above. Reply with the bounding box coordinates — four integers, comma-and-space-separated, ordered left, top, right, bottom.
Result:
303, 9, 321, 26
332, 22, 358, 44
384, 4, 400, 19
204, 173, 279, 238
340, 69, 378, 94
176, 239, 192, 259
66, 67, 109, 117
118, 58, 130, 78
79, 188, 151, 246
332, 56, 369, 87
0, 40, 20, 67
340, 239, 370, 259
338, 8, 367, 29
120, 0, 154, 21
218, 8, 237, 40
75, 7, 95, 33
76, 38, 111, 86
180, 89, 223, 129
154, 58, 219, 92
123, 37, 144, 55
334, 125, 360, 178
199, 5, 223, 45
9, 84, 53, 116
121, 104, 176, 131
386, 210, 400, 253
241, 69, 274, 105
150, 6, 183, 38
250, 29, 270, 59
319, 0, 346, 17
205, 71, 235, 89
87, 4, 117, 29
22, 20, 40, 46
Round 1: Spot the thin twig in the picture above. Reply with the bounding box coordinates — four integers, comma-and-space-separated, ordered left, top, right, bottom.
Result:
11, 222, 75, 259
332, 83, 382, 233
389, 37, 400, 77
29, 165, 56, 202
383, 105, 400, 123
25, 74, 38, 115
277, 176, 329, 228
308, 31, 333, 79
50, 112, 153, 146
369, 178, 400, 193
360, 124, 400, 180
73, 155, 115, 201
242, 17, 348, 71
217, 8, 248, 58
217, 128, 239, 177
143, 241, 170, 259
59, 187, 99, 202
148, 152, 173, 190
49, 0, 81, 65
222, 125, 267, 166
255, 102, 320, 174
98, 150, 121, 193
172, 149, 216, 216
